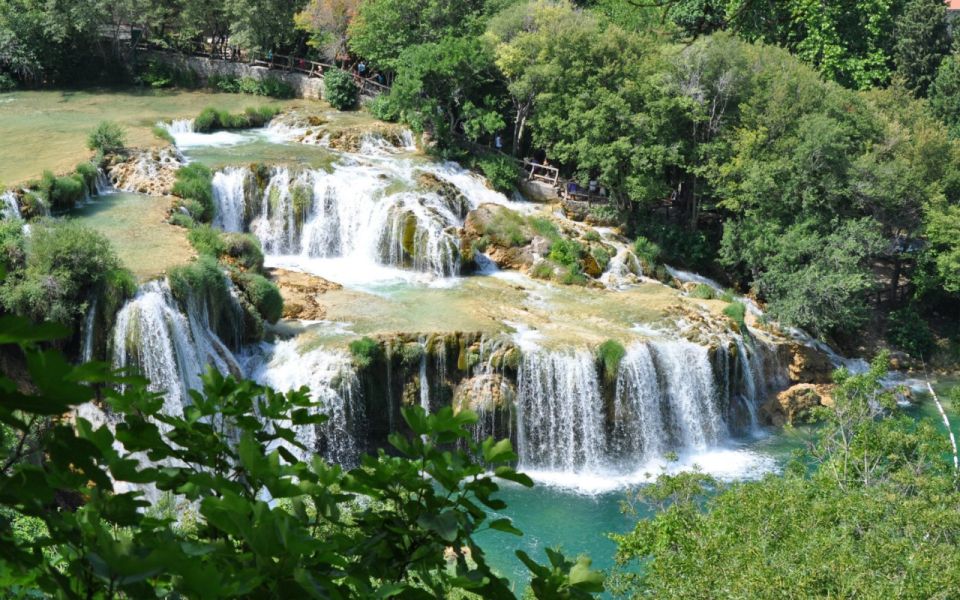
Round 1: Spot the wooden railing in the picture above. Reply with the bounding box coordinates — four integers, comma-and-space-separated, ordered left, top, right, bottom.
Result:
522, 159, 560, 186
134, 42, 391, 96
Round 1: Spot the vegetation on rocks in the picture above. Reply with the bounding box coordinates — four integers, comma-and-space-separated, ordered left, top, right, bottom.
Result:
194, 105, 281, 133
171, 163, 214, 222
323, 68, 358, 110
86, 121, 126, 156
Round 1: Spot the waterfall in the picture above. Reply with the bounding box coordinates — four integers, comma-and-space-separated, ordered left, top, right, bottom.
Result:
1, 191, 21, 220
212, 164, 470, 277
112, 280, 241, 417
418, 337, 431, 413
81, 298, 98, 363
212, 167, 247, 232
516, 340, 736, 476
95, 168, 113, 195
516, 350, 606, 472
249, 341, 364, 467
164, 119, 195, 134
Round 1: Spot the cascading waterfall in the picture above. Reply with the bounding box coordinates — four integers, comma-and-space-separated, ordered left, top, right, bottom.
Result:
212, 163, 471, 277
112, 280, 241, 417
1, 191, 21, 220
516, 350, 606, 473
517, 340, 742, 475
81, 298, 98, 363
249, 341, 364, 467
164, 119, 194, 134
212, 167, 248, 232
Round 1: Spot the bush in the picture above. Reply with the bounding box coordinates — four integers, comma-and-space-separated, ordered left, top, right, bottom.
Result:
529, 217, 560, 241
169, 212, 196, 228
74, 162, 98, 195
223, 233, 265, 272
187, 225, 226, 257
583, 230, 601, 242
38, 170, 85, 211
690, 284, 716, 300
86, 121, 126, 155
531, 260, 555, 280
597, 339, 626, 382
256, 77, 295, 99
0, 72, 16, 91
193, 105, 281, 133
368, 94, 400, 121
483, 209, 531, 247
887, 304, 936, 358
723, 301, 747, 331
0, 220, 126, 326
475, 153, 520, 193
171, 163, 214, 222
167, 256, 238, 341
349, 336, 382, 368
238, 272, 283, 324
592, 247, 611, 272
136, 61, 200, 89
548, 238, 583, 268
633, 236, 661, 270
325, 68, 358, 110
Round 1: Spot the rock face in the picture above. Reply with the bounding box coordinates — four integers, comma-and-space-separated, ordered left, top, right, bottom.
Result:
460, 204, 539, 272
780, 343, 834, 384
268, 268, 342, 321
107, 148, 182, 196
760, 383, 835, 426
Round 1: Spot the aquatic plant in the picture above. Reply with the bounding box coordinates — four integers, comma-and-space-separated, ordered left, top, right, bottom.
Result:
597, 339, 626, 382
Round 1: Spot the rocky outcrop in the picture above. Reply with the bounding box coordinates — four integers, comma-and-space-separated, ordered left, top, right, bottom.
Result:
779, 343, 834, 384
106, 147, 182, 196
760, 383, 835, 426
268, 268, 342, 321
297, 123, 412, 152
460, 204, 540, 272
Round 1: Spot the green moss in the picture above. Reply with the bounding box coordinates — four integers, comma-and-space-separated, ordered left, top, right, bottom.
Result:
484, 209, 531, 247
399, 342, 424, 367
291, 183, 312, 224
222, 233, 265, 273
401, 213, 418, 258
597, 339, 626, 382
349, 337, 382, 369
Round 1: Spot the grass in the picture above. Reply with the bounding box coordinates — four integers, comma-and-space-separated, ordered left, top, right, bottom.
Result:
152, 124, 175, 144
349, 337, 382, 369
723, 302, 747, 331
171, 164, 214, 222
597, 340, 626, 382
194, 106, 281, 133
690, 284, 716, 300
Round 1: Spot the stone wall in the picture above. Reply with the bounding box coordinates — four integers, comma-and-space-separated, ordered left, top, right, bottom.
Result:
144, 51, 324, 100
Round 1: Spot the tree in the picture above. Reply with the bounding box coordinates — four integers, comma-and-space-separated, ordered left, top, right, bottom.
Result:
294, 0, 359, 61
893, 0, 951, 96
224, 0, 305, 53
610, 355, 960, 598
930, 54, 960, 137
0, 316, 604, 597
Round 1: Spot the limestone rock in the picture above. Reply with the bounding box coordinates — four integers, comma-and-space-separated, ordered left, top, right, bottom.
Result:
107, 147, 182, 196
760, 383, 835, 426
453, 373, 516, 414
780, 343, 834, 384
268, 267, 342, 321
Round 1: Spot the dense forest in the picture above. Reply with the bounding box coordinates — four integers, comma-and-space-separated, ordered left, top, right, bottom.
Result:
2, 0, 960, 597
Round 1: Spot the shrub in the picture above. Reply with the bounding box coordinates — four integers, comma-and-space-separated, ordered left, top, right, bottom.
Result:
633, 236, 661, 270
324, 68, 358, 110
349, 336, 382, 368
529, 217, 560, 241
38, 170, 85, 211
223, 233, 265, 272
723, 302, 747, 331
74, 162, 98, 195
475, 154, 520, 193
0, 219, 25, 271
169, 212, 195, 228
887, 304, 936, 358
483, 209, 531, 247
257, 77, 295, 99
583, 230, 601, 243
597, 339, 626, 382
719, 289, 736, 303
690, 284, 716, 300
592, 247, 611, 271
194, 105, 280, 133
531, 260, 555, 280
86, 121, 126, 155
0, 220, 126, 326
559, 263, 588, 286
238, 273, 283, 324
171, 163, 214, 222
210, 73, 241, 93
187, 225, 226, 257
0, 72, 16, 91
368, 94, 400, 121
152, 124, 175, 144
548, 238, 583, 268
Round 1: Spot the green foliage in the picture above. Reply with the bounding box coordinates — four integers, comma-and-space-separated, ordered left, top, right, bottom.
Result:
151, 124, 175, 144
237, 272, 283, 323
887, 304, 936, 358
482, 208, 532, 248
349, 336, 383, 369
529, 217, 559, 241
611, 354, 960, 598
324, 68, 358, 110
74, 161, 97, 194
136, 60, 200, 89
37, 170, 86, 211
169, 212, 195, 228
930, 55, 960, 136
187, 224, 226, 257
893, 0, 951, 97
597, 339, 625, 382
367, 93, 401, 121
171, 163, 214, 222
723, 301, 746, 330
474, 152, 520, 193
0, 72, 16, 91
548, 238, 583, 268
222, 233, 265, 272
85, 121, 126, 155
689, 283, 715, 300
591, 246, 610, 271
632, 236, 661, 270
193, 105, 281, 133
208, 74, 295, 98
0, 310, 599, 597
0, 220, 128, 328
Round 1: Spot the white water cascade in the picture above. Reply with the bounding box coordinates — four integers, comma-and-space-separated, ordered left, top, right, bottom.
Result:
248, 341, 364, 467
1, 191, 21, 220
112, 281, 242, 417
81, 298, 98, 363
211, 162, 480, 277
516, 340, 738, 477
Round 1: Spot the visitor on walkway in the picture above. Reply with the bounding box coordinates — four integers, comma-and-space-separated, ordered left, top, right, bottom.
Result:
494, 133, 503, 150
588, 178, 599, 194
358, 61, 367, 77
